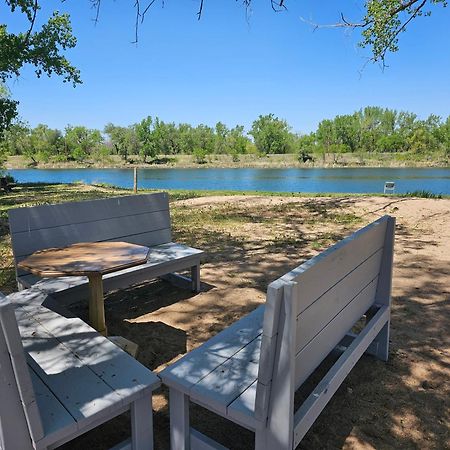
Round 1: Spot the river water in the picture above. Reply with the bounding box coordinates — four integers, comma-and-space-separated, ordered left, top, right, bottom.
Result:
8, 167, 450, 194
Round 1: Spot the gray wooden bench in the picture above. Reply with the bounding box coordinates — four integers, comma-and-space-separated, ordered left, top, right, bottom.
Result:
0, 288, 160, 450
8, 192, 204, 303
161, 215, 395, 449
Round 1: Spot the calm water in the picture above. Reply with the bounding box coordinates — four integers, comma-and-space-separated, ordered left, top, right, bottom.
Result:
8, 167, 450, 194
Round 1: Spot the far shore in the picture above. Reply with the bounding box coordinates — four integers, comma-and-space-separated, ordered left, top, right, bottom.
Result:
4, 152, 449, 170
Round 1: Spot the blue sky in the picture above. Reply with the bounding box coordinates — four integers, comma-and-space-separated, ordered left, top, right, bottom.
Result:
5, 1, 450, 134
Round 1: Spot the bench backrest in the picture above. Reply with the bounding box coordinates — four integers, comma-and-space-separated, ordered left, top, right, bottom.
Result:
8, 192, 171, 278
0, 294, 43, 449
254, 215, 395, 423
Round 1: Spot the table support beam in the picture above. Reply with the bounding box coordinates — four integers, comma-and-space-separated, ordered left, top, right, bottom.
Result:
88, 273, 107, 336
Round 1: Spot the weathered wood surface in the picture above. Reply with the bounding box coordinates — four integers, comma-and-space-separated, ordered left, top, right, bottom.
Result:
1, 290, 160, 450
161, 216, 395, 449
18, 242, 150, 277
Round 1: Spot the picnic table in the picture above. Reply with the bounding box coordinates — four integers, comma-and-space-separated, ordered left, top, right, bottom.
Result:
18, 241, 150, 336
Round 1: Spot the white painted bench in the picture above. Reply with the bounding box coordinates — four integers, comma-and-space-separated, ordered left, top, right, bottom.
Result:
8, 192, 204, 302
0, 288, 160, 450
161, 215, 395, 449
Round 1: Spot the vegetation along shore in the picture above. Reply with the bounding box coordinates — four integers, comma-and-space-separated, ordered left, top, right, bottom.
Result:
1, 107, 449, 170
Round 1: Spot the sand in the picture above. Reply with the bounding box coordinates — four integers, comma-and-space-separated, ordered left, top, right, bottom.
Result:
60, 195, 450, 449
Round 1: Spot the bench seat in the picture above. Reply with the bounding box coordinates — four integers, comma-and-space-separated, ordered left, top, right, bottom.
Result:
1, 289, 160, 449
18, 242, 203, 301
162, 306, 264, 430
160, 216, 396, 450
9, 193, 204, 300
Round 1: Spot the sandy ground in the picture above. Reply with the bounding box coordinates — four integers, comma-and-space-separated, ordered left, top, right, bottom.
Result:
55, 195, 449, 449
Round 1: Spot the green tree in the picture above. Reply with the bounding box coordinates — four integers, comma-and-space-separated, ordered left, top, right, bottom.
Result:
226, 125, 249, 155
135, 116, 157, 162
214, 122, 229, 154
316, 119, 336, 160
0, 83, 18, 138
104, 123, 136, 161
250, 114, 294, 154
65, 125, 102, 161
1, 2, 80, 85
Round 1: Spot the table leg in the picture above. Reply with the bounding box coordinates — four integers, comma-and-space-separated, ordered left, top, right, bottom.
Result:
88, 273, 107, 336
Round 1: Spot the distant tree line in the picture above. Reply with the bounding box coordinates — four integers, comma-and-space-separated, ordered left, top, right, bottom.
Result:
1, 107, 449, 165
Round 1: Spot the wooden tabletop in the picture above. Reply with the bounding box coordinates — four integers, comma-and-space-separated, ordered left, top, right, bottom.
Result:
18, 242, 150, 277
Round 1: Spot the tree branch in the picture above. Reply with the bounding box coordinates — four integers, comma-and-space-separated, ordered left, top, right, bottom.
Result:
23, 0, 39, 45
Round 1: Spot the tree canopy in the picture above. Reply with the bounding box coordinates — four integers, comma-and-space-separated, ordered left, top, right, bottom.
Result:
1, 108, 449, 166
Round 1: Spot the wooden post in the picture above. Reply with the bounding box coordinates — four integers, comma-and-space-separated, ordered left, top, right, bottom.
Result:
134, 167, 138, 193
88, 273, 107, 336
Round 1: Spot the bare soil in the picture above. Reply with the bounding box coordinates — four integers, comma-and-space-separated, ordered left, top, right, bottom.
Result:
40, 195, 450, 449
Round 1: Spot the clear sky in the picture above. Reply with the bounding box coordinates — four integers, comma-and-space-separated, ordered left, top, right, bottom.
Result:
5, 1, 450, 134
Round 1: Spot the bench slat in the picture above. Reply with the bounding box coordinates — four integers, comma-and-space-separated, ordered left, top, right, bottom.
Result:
8, 193, 169, 233
227, 380, 258, 430
161, 306, 264, 393
295, 248, 383, 353
12, 299, 160, 400
190, 336, 261, 416
28, 367, 78, 448
293, 306, 390, 447
0, 298, 44, 444
294, 276, 379, 389
0, 299, 35, 450
278, 216, 387, 315
13, 210, 171, 258
17, 312, 125, 428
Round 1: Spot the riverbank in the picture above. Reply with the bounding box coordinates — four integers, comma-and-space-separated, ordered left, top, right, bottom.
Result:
4, 151, 449, 170
0, 183, 448, 449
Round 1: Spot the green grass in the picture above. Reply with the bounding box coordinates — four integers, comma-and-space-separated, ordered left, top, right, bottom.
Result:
404, 190, 443, 199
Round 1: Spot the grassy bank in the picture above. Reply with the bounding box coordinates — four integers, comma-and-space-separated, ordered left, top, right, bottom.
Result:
5, 151, 450, 170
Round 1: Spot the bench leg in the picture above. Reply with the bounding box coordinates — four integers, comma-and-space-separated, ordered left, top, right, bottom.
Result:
131, 396, 154, 450
366, 319, 390, 362
191, 264, 201, 293
169, 388, 190, 450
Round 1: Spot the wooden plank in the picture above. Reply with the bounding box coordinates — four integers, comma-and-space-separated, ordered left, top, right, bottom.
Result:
227, 380, 259, 430
8, 193, 169, 233
17, 314, 126, 429
251, 281, 284, 423
295, 249, 383, 353
0, 296, 44, 443
14, 304, 160, 399
28, 367, 78, 449
189, 336, 261, 416
294, 277, 379, 389
12, 210, 171, 258
293, 306, 390, 447
15, 228, 173, 277
161, 306, 264, 393
0, 299, 34, 450
278, 216, 388, 314
259, 281, 298, 450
